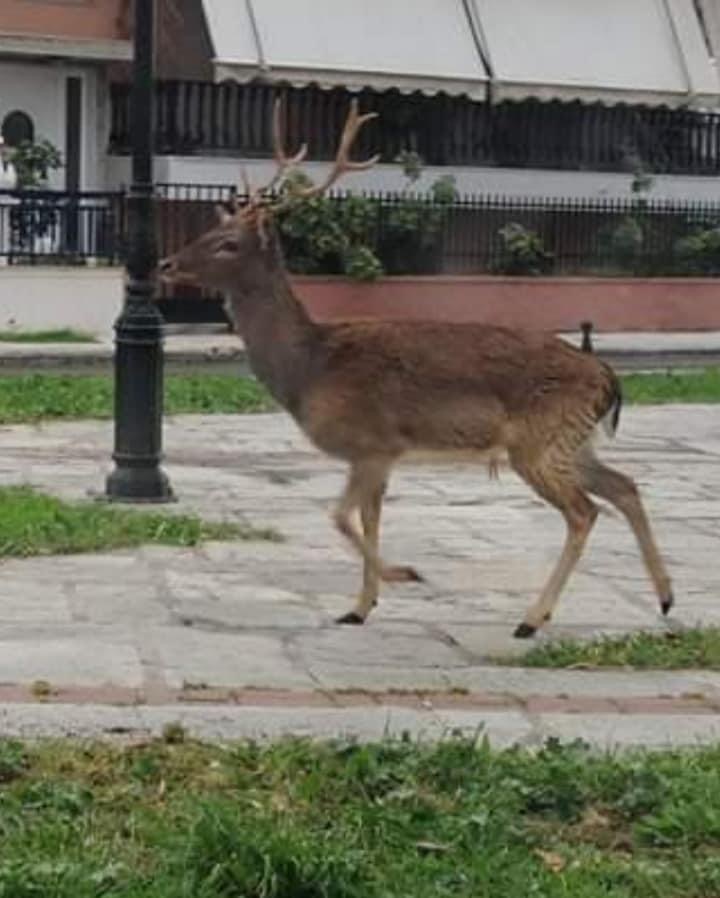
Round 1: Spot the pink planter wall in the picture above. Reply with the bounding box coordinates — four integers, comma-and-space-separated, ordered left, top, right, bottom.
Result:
291, 276, 720, 332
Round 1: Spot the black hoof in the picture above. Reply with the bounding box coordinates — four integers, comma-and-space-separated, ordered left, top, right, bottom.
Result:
661, 592, 675, 616
514, 622, 537, 639
336, 611, 365, 625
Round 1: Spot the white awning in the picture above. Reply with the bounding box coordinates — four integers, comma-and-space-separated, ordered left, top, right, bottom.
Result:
695, 0, 720, 61
469, 0, 720, 107
201, 0, 489, 98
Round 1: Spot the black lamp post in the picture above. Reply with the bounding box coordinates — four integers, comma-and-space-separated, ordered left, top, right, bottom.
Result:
105, 0, 174, 502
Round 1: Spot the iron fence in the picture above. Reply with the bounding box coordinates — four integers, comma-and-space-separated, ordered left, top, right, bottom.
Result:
111, 80, 720, 175
154, 183, 720, 278
3, 185, 720, 282
0, 190, 124, 265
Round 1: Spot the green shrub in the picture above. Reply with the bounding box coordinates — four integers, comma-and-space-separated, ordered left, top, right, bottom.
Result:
674, 225, 720, 275
496, 222, 554, 275
276, 162, 457, 281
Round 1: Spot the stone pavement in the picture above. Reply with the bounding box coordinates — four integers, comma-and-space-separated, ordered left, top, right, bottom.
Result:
0, 405, 719, 748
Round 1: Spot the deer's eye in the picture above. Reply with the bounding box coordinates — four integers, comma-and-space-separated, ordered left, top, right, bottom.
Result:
218, 239, 239, 254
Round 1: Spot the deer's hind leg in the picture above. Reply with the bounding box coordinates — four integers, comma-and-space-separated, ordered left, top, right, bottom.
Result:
333, 458, 421, 625
512, 453, 599, 638
577, 448, 673, 615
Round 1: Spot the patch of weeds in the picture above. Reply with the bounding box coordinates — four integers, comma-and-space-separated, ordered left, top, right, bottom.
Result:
622, 368, 720, 404
0, 374, 274, 424
0, 485, 280, 558
515, 628, 720, 670
0, 741, 27, 783
161, 722, 188, 745
0, 329, 96, 343
2, 735, 720, 896
30, 679, 54, 699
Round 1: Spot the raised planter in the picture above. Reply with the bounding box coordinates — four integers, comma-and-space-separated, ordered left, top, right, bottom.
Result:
1, 269, 719, 338
293, 275, 720, 332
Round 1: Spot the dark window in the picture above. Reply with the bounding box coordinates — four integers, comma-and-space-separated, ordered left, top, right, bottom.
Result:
1, 110, 35, 147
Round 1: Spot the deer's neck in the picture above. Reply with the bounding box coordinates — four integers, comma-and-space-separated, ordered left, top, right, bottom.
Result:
225, 269, 321, 415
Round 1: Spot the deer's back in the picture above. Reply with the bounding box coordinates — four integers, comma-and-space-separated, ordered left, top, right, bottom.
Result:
297, 320, 618, 462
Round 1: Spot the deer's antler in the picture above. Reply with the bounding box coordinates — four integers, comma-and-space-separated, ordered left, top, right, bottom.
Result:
243, 98, 308, 206
239, 97, 379, 213
291, 99, 380, 199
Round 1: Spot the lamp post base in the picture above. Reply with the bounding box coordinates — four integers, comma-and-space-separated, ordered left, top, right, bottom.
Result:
105, 463, 175, 504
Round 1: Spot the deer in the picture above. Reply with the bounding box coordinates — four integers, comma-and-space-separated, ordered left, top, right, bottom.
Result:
158, 99, 674, 638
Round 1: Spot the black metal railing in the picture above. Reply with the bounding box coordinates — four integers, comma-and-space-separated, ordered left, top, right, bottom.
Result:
5, 185, 720, 282
110, 80, 720, 175
0, 190, 124, 264
154, 183, 720, 278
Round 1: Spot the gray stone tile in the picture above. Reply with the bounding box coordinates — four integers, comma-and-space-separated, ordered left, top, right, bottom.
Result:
147, 627, 314, 690
537, 714, 720, 749
0, 406, 717, 713
0, 637, 143, 687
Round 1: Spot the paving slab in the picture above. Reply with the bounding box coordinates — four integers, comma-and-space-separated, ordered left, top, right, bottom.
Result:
0, 406, 718, 745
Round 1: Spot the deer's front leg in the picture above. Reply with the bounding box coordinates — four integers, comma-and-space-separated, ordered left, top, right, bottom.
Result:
333, 460, 420, 624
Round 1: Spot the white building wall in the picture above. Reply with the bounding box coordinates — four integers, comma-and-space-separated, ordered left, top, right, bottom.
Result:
105, 153, 720, 201
0, 59, 102, 190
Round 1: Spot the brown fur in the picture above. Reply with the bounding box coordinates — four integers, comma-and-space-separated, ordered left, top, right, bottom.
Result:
158, 107, 672, 636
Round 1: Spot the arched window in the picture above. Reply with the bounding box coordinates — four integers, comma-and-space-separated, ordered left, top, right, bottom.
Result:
1, 110, 35, 148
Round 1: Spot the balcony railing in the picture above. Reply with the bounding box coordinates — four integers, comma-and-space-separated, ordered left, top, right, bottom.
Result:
109, 80, 720, 175
0, 190, 124, 265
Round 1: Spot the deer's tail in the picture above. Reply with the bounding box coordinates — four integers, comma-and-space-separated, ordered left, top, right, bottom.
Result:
600, 369, 623, 438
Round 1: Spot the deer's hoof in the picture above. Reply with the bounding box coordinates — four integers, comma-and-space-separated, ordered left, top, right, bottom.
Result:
336, 611, 365, 625
381, 565, 424, 583
661, 592, 675, 616
514, 622, 537, 639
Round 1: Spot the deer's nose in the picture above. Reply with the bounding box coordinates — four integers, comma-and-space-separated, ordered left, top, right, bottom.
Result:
158, 257, 175, 274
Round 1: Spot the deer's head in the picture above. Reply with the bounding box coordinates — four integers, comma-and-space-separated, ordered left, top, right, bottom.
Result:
158, 99, 379, 293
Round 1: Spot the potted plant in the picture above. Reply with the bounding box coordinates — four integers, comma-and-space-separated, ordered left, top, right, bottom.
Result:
8, 139, 63, 257
9, 139, 62, 188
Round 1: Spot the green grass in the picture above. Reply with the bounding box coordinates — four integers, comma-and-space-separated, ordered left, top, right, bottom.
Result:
0, 368, 714, 428
516, 628, 720, 670
1, 736, 720, 896
0, 485, 279, 557
0, 374, 273, 423
0, 369, 716, 425
0, 328, 96, 343
622, 368, 720, 404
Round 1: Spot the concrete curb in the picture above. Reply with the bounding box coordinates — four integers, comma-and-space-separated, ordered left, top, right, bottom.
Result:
0, 332, 719, 374
2, 701, 719, 750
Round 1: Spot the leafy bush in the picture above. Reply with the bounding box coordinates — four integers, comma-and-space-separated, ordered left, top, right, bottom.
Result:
380, 174, 457, 275
605, 215, 645, 270
496, 222, 554, 275
674, 225, 720, 275
276, 163, 457, 281
276, 172, 381, 278
599, 162, 656, 274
